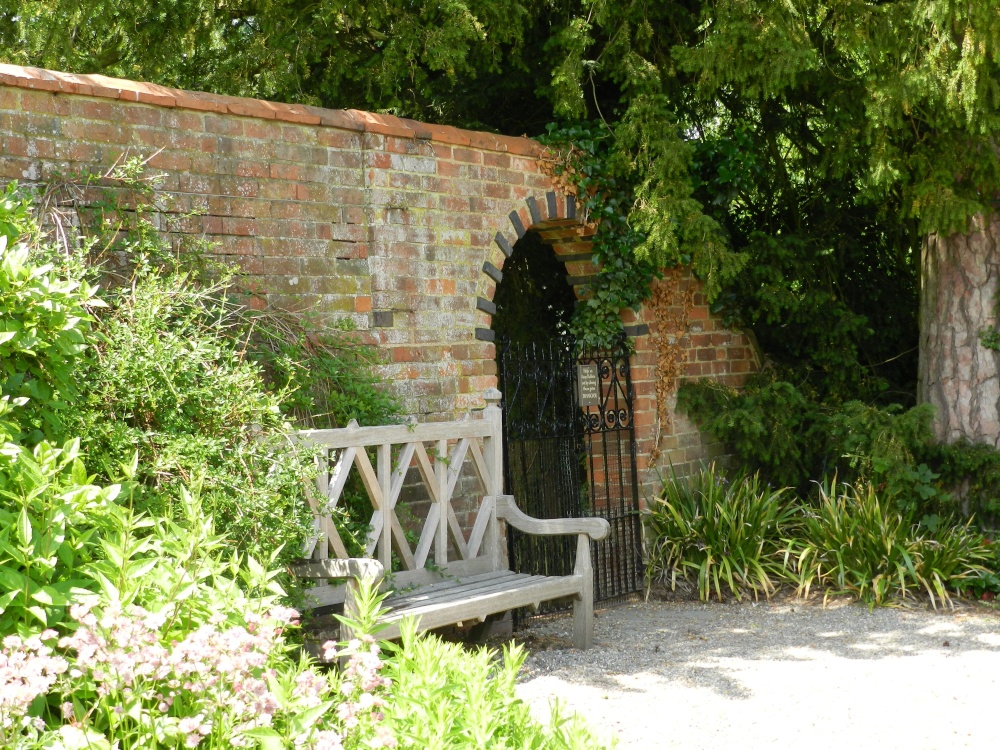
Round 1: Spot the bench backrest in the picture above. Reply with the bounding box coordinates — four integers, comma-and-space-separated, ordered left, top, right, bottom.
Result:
298, 388, 506, 590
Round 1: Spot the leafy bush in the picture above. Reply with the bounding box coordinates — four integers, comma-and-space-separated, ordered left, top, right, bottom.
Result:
1, 517, 606, 750
0, 232, 101, 444
928, 439, 1000, 532
0, 181, 33, 241
251, 317, 399, 431
677, 375, 938, 511
0, 511, 396, 750
675, 378, 813, 488
383, 618, 607, 750
710, 229, 912, 406
784, 479, 991, 607
821, 401, 939, 516
644, 465, 796, 601
0, 173, 401, 595
678, 374, 1000, 534
70, 267, 315, 570
644, 463, 994, 608
0, 414, 121, 635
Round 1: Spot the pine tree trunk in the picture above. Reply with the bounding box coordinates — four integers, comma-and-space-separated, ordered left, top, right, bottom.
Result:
918, 215, 1000, 445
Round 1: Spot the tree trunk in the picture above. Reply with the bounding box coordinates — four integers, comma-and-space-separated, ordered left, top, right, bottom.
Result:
918, 215, 1000, 445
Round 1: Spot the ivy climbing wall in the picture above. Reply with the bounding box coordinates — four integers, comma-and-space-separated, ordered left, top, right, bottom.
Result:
626, 273, 760, 497
0, 63, 758, 500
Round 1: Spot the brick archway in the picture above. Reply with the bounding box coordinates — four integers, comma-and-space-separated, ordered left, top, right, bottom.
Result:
473, 192, 593, 344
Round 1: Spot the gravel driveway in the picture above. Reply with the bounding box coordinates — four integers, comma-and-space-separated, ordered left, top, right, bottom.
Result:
514, 597, 1000, 750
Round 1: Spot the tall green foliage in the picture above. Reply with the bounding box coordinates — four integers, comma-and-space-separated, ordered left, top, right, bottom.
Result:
644, 466, 796, 601
71, 268, 316, 568
251, 317, 400, 431
0, 232, 101, 444
384, 618, 607, 749
785, 479, 991, 608
674, 1, 1000, 236
643, 465, 995, 607
0, 0, 548, 132
0, 420, 122, 635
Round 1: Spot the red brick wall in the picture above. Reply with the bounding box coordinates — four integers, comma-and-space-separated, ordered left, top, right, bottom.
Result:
0, 64, 758, 499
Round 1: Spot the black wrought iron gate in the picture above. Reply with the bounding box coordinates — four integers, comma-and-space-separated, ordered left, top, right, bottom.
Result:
497, 335, 643, 607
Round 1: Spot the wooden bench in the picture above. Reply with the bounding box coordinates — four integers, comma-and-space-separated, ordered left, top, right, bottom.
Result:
292, 388, 610, 651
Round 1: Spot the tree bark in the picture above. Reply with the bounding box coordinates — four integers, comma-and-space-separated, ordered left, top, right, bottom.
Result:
919, 215, 1000, 445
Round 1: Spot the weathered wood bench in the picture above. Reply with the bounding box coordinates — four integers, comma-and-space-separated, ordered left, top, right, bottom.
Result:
293, 388, 610, 651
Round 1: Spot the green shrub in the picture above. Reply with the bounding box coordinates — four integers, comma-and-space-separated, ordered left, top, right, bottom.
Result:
0, 181, 34, 244
0, 503, 396, 750
928, 439, 1000, 532
0, 415, 121, 634
914, 522, 995, 606
677, 375, 939, 511
675, 377, 817, 488
0, 230, 101, 445
384, 618, 608, 750
784, 479, 991, 607
251, 316, 400, 431
1, 517, 605, 750
70, 267, 315, 571
821, 400, 938, 516
1, 173, 399, 588
644, 465, 796, 601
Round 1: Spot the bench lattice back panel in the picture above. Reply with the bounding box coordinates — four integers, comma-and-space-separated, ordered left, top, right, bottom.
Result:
298, 398, 505, 584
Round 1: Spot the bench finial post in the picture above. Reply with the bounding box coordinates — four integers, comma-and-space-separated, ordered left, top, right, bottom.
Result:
482, 388, 505, 569
482, 388, 503, 497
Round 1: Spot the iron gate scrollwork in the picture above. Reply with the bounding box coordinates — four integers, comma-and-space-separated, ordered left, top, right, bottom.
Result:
497, 334, 643, 609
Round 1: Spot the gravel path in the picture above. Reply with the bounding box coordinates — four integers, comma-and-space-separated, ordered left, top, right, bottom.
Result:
514, 597, 1000, 750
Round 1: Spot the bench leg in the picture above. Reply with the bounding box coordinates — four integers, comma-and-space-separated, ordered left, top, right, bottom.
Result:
468, 611, 513, 643
572, 534, 594, 649
341, 578, 362, 643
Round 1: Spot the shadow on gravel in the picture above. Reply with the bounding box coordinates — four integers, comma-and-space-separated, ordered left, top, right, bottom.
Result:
515, 598, 1000, 699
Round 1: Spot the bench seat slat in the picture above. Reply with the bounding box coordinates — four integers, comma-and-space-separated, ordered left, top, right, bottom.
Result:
388, 575, 568, 618
386, 572, 530, 610
385, 570, 521, 606
301, 564, 511, 612
375, 574, 584, 639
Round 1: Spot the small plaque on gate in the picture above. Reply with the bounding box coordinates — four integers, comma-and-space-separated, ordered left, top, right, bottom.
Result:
577, 364, 601, 407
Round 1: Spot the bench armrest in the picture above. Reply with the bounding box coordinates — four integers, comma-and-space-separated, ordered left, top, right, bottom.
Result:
495, 495, 610, 541
292, 557, 385, 581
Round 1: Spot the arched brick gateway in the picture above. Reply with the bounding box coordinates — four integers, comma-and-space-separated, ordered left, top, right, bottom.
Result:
0, 64, 758, 499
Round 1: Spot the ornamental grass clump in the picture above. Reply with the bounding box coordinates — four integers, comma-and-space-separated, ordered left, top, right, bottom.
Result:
784, 479, 992, 607
644, 465, 796, 601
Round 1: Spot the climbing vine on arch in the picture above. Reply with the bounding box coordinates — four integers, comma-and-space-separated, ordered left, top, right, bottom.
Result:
538, 120, 745, 348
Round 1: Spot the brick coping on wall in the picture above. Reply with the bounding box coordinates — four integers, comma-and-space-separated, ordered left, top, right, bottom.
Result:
0, 64, 543, 158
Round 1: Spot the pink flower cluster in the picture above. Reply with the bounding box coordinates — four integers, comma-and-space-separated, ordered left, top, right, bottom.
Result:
59, 601, 316, 747
323, 636, 396, 749
0, 600, 396, 749
0, 631, 67, 733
